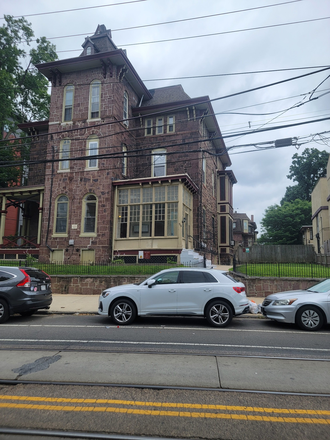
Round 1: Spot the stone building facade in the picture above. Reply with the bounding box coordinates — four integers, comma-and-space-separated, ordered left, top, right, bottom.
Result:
0, 25, 237, 265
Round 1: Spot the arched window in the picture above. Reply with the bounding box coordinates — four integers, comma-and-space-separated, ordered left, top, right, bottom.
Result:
55, 195, 69, 234
82, 194, 97, 234
86, 46, 92, 55
123, 91, 128, 126
63, 85, 74, 122
89, 80, 101, 119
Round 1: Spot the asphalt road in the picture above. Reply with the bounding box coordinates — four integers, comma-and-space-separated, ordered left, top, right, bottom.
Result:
0, 313, 329, 439
0, 312, 329, 358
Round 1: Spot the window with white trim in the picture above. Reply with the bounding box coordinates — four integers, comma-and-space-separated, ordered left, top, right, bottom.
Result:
167, 115, 175, 133
89, 80, 101, 119
122, 144, 127, 175
59, 140, 70, 171
55, 195, 68, 234
86, 138, 98, 169
82, 194, 97, 234
156, 117, 164, 134
63, 85, 74, 122
152, 149, 166, 177
145, 118, 152, 136
116, 185, 183, 239
123, 91, 129, 126
202, 157, 206, 184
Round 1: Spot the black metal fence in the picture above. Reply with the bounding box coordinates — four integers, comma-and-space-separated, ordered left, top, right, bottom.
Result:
233, 260, 330, 279
0, 259, 187, 276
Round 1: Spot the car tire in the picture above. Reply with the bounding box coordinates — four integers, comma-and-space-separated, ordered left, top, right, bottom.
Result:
0, 299, 9, 324
206, 300, 233, 327
110, 299, 136, 325
20, 310, 36, 317
296, 305, 324, 331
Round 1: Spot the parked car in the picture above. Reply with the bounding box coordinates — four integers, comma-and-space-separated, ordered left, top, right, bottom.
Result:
98, 268, 248, 327
261, 279, 330, 331
0, 266, 52, 324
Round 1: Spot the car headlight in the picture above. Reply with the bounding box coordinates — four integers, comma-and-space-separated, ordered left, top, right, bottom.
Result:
101, 290, 110, 298
273, 298, 297, 306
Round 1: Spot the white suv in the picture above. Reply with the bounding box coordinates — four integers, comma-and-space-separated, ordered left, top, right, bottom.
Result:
98, 268, 248, 327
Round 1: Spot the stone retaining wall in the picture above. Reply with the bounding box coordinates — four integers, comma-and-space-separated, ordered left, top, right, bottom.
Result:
233, 273, 321, 297
51, 274, 321, 297
51, 275, 146, 295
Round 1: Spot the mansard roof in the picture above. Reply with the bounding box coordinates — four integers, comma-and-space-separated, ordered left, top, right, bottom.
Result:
80, 25, 118, 55
35, 48, 152, 100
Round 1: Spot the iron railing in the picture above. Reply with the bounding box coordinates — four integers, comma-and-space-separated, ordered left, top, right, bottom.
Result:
233, 261, 330, 279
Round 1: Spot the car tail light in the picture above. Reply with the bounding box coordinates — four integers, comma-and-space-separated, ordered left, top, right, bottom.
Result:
42, 270, 51, 282
233, 286, 245, 293
17, 269, 31, 287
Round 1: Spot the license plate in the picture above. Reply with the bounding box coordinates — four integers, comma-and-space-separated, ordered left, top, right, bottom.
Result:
41, 285, 46, 291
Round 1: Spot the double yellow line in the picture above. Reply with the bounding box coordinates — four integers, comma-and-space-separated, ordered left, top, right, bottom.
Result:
1, 395, 330, 424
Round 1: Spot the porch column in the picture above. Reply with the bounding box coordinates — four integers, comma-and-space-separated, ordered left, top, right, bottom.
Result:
37, 192, 44, 244
0, 196, 7, 245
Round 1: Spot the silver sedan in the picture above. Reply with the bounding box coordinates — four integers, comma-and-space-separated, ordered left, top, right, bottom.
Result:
261, 279, 330, 331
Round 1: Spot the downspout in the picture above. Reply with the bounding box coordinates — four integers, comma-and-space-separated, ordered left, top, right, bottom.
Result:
45, 145, 55, 250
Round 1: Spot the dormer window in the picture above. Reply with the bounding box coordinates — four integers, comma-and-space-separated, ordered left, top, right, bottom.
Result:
86, 46, 92, 55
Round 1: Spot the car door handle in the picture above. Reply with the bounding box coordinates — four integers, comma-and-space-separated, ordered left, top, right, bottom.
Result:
204, 288, 212, 292
168, 289, 176, 293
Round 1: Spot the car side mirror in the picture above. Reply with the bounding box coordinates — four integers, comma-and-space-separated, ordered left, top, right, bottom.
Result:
147, 279, 156, 288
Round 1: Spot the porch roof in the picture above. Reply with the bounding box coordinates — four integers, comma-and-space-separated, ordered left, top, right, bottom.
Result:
112, 174, 198, 194
0, 185, 44, 204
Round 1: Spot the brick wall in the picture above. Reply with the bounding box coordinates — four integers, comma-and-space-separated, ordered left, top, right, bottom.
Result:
233, 273, 320, 297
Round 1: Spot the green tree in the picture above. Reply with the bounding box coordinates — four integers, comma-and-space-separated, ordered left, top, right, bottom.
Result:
259, 199, 312, 245
0, 15, 57, 187
282, 148, 329, 203
280, 184, 305, 205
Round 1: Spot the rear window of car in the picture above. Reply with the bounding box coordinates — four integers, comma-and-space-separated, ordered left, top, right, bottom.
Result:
0, 270, 14, 282
24, 268, 50, 282
179, 271, 217, 283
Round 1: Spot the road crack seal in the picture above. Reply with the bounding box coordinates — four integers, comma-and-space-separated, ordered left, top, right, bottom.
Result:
12, 354, 62, 378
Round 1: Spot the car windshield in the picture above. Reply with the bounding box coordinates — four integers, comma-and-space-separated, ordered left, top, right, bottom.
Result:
307, 279, 330, 293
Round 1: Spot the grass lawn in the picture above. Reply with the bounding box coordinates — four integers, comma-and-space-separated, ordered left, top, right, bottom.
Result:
235, 263, 330, 278
0, 261, 177, 276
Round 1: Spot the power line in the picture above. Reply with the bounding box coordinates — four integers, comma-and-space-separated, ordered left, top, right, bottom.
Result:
56, 16, 330, 53
143, 67, 330, 82
0, 0, 147, 20
2, 66, 329, 147
22, 1, 302, 39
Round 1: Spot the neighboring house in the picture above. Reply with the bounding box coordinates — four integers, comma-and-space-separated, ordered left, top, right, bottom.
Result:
311, 157, 330, 254
0, 25, 237, 265
300, 225, 314, 247
232, 212, 258, 249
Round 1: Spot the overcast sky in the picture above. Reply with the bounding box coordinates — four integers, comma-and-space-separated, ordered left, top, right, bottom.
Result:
2, 0, 330, 233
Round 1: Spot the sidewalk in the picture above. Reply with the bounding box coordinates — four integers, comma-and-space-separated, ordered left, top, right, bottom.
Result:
48, 294, 264, 315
